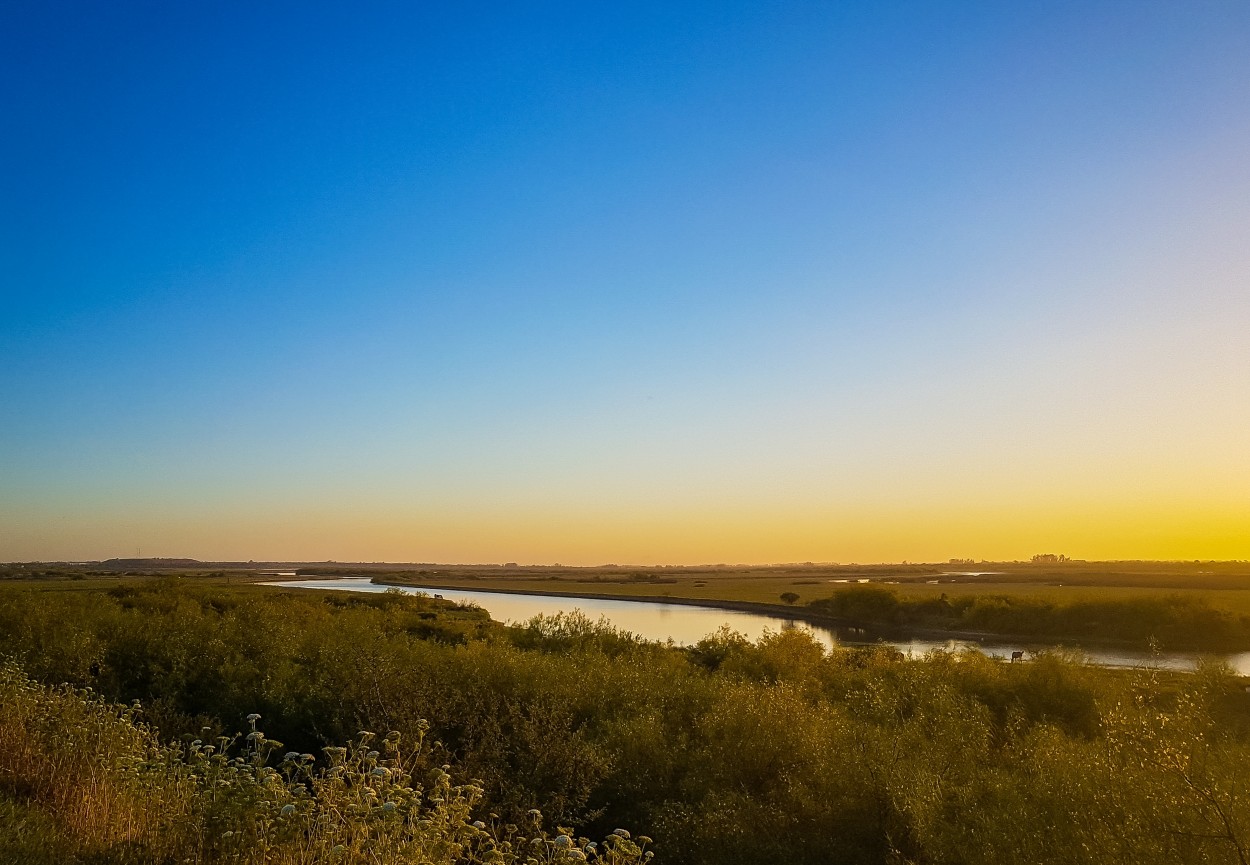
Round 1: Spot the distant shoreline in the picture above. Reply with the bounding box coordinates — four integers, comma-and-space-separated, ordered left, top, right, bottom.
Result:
364, 575, 1179, 654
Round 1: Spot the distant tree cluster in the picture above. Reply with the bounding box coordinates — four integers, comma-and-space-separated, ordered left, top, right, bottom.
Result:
806, 584, 1250, 651
1031, 553, 1070, 564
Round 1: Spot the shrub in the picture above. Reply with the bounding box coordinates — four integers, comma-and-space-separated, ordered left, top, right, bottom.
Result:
0, 659, 652, 865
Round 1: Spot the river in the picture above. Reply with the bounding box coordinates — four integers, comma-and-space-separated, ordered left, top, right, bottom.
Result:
264, 577, 1250, 675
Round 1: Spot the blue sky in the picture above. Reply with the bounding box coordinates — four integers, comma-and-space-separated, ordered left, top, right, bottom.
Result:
3, 1, 1249, 562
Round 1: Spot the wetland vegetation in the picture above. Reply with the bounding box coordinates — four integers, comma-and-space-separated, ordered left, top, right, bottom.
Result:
3, 568, 1250, 863
367, 559, 1250, 652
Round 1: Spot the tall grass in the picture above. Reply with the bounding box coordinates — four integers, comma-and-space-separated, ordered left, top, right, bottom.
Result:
0, 660, 649, 864
0, 661, 195, 860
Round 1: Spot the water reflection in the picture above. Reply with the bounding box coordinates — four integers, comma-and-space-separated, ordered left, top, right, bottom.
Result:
265, 578, 1250, 675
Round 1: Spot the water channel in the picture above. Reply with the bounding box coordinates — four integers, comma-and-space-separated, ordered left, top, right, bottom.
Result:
265, 577, 1250, 675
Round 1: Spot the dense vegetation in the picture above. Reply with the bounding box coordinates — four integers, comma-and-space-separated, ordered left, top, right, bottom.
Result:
809, 584, 1250, 650
0, 661, 646, 865
3, 579, 1250, 863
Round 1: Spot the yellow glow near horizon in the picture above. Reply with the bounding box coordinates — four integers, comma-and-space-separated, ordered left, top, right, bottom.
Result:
6, 489, 1247, 565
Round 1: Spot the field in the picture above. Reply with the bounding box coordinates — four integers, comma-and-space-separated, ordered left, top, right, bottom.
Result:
334, 561, 1250, 652
327, 560, 1250, 609
10, 559, 1250, 648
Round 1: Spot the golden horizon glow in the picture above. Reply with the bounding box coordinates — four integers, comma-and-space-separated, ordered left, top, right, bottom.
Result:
6, 490, 1248, 565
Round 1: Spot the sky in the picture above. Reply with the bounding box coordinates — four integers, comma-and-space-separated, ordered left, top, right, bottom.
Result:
2, 1, 1249, 564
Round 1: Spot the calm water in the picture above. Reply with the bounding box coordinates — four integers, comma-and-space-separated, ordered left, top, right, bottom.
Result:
265, 578, 1250, 675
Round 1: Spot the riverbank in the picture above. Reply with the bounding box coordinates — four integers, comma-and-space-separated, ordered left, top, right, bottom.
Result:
368, 575, 1234, 654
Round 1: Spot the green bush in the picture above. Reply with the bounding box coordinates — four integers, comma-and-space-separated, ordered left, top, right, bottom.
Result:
806, 586, 1250, 650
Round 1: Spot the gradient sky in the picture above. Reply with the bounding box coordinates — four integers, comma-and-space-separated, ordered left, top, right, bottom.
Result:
3, 1, 1249, 564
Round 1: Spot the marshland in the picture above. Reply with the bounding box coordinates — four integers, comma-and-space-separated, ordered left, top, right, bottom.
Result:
5, 563, 1250, 863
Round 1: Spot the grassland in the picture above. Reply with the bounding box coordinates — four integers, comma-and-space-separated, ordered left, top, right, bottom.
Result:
10, 558, 1249, 591
10, 559, 1250, 649
328, 560, 1250, 650
288, 559, 1250, 605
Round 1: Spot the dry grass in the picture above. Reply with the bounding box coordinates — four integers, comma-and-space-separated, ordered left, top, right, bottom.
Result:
368, 565, 1250, 616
